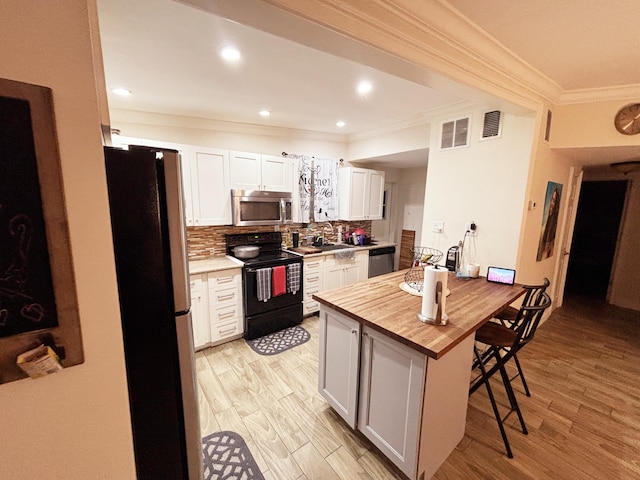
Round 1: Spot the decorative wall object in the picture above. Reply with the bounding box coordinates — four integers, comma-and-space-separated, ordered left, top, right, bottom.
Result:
0, 78, 83, 383
536, 181, 563, 261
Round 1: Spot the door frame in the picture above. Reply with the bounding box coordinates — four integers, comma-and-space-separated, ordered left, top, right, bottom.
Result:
553, 167, 583, 308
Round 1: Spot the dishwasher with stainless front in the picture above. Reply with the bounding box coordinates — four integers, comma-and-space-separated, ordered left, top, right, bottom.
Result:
368, 246, 396, 278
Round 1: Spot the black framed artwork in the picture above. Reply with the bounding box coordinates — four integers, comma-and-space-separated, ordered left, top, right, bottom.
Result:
0, 78, 84, 383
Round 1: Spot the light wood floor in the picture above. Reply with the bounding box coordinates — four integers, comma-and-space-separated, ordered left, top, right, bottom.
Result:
196, 296, 640, 479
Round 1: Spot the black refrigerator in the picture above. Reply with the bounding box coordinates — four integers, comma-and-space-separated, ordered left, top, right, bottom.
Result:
104, 145, 202, 480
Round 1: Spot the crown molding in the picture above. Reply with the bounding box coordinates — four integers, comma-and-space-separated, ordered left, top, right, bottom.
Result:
558, 83, 640, 105
109, 108, 348, 143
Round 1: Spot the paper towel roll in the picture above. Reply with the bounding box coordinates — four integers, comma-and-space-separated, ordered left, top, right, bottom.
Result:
419, 265, 449, 324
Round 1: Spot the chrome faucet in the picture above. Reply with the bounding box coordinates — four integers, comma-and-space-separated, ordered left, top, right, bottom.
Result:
323, 221, 334, 244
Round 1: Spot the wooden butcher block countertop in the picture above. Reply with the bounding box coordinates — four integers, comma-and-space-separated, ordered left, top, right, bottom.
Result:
313, 269, 525, 359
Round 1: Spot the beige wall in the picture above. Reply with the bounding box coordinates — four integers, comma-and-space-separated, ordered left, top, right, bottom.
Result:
0, 1, 136, 478
552, 100, 640, 148
546, 100, 640, 309
515, 109, 579, 302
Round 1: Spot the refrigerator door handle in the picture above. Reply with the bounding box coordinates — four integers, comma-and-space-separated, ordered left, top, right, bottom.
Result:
162, 150, 190, 313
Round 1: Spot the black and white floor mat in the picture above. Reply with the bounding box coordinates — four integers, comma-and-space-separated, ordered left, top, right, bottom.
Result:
202, 431, 264, 480
246, 325, 310, 356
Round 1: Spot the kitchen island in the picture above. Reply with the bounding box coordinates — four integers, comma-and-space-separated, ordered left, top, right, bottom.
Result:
313, 270, 524, 479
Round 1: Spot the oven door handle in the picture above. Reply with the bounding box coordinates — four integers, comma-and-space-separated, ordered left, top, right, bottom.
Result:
246, 267, 269, 274
245, 263, 299, 274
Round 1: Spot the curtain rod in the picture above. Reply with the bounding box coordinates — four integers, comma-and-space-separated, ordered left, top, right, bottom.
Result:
281, 151, 343, 163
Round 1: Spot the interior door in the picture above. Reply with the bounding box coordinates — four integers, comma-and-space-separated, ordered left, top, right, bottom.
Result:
554, 168, 582, 307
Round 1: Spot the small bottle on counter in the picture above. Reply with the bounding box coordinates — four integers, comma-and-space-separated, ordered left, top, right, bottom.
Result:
337, 225, 343, 244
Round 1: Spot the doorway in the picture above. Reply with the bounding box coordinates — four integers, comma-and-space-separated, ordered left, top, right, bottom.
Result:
565, 180, 628, 299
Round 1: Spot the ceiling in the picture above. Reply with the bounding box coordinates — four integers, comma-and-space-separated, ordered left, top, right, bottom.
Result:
447, 0, 640, 91
97, 0, 640, 168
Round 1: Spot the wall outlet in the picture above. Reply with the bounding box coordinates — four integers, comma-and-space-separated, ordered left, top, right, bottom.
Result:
465, 222, 478, 237
433, 221, 444, 233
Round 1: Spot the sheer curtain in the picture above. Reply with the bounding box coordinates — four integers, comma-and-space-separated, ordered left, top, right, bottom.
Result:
289, 153, 339, 223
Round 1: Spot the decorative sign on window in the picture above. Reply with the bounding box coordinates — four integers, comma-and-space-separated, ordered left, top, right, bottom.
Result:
286, 153, 339, 223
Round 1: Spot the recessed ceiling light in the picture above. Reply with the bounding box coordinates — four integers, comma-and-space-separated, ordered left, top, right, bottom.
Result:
259, 110, 271, 117
112, 88, 132, 96
356, 81, 372, 96
220, 46, 241, 62
336, 120, 346, 128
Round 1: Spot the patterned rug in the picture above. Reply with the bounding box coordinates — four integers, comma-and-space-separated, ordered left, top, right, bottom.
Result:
246, 325, 310, 356
202, 431, 264, 480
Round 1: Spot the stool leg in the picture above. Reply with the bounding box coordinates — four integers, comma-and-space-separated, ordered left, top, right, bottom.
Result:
512, 354, 531, 396
498, 362, 528, 435
473, 347, 514, 458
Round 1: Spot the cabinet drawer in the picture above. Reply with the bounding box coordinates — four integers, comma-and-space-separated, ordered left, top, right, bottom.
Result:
304, 299, 320, 315
210, 304, 242, 324
304, 259, 324, 273
304, 273, 322, 288
209, 285, 240, 309
210, 318, 242, 342
304, 287, 320, 302
207, 269, 241, 289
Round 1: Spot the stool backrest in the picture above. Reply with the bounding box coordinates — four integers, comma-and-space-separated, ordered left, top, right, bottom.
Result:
521, 277, 550, 308
514, 292, 552, 349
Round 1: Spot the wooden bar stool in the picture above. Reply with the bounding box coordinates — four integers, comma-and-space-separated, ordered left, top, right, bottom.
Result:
469, 293, 551, 458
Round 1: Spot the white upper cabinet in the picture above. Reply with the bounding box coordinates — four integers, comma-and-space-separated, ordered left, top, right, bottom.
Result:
189, 146, 231, 226
262, 154, 292, 192
115, 136, 198, 224
338, 167, 385, 220
230, 151, 292, 193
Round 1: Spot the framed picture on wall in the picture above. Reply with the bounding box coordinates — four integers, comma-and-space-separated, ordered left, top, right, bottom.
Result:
536, 181, 563, 262
0, 77, 83, 383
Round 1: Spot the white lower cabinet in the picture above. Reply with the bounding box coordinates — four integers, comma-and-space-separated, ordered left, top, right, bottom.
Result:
190, 274, 209, 350
318, 307, 426, 479
306, 251, 369, 315
318, 305, 474, 479
358, 326, 425, 478
323, 251, 368, 290
207, 269, 243, 345
190, 268, 243, 350
318, 309, 361, 427
303, 257, 324, 315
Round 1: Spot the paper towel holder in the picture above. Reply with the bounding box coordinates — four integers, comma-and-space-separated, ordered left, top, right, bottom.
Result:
417, 268, 449, 325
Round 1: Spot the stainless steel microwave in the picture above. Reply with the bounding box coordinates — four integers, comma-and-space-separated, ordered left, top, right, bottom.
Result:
231, 189, 293, 226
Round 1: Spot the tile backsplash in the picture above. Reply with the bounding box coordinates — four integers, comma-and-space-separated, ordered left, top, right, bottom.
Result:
187, 221, 372, 258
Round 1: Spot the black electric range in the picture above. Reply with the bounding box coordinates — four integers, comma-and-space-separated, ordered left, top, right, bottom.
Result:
226, 232, 303, 339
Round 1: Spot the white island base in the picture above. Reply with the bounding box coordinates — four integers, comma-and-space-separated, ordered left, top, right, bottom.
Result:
318, 306, 474, 479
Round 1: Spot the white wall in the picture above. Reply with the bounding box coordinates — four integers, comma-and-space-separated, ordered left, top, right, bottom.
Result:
347, 122, 430, 161
396, 168, 428, 246
111, 109, 347, 160
422, 109, 536, 274
0, 1, 136, 479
